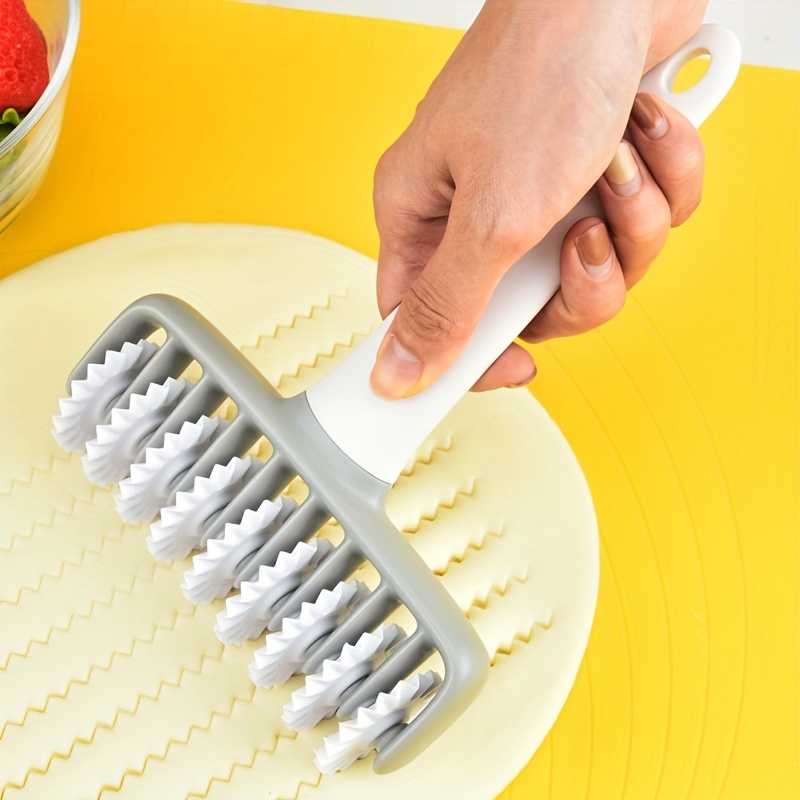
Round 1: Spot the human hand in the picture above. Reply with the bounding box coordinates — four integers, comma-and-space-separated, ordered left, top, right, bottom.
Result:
369, 0, 707, 398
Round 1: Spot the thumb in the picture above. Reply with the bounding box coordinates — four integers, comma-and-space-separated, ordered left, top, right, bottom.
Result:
369, 202, 523, 400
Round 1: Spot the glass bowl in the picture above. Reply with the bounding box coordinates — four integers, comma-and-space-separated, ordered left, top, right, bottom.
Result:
0, 0, 80, 234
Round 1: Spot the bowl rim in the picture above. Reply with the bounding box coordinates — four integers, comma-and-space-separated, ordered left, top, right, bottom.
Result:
0, 0, 81, 157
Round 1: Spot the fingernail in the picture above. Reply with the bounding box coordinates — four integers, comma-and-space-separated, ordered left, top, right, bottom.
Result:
632, 93, 668, 139
575, 223, 613, 278
508, 365, 537, 388
604, 141, 641, 196
370, 333, 424, 400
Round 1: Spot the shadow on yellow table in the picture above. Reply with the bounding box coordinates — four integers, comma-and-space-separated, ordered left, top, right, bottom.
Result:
0, 0, 797, 797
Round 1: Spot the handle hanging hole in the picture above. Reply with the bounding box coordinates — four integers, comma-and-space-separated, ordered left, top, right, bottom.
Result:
672, 50, 711, 93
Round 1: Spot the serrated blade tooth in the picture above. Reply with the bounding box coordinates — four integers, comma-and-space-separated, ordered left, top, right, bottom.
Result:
114, 415, 221, 524
146, 455, 254, 562
305, 672, 332, 694
81, 377, 189, 486
248, 580, 365, 689
313, 670, 441, 774
279, 617, 306, 638
212, 537, 330, 645
52, 340, 158, 453
180, 497, 298, 604
282, 624, 403, 732
204, 537, 227, 558
296, 580, 360, 625
313, 743, 352, 775
238, 583, 262, 604
320, 659, 348, 680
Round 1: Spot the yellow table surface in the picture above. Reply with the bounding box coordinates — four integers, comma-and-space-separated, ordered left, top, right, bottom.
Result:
0, 1, 797, 798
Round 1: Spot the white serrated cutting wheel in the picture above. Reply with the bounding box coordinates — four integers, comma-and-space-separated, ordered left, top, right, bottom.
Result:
214, 538, 332, 645
181, 496, 296, 604
146, 455, 256, 562
114, 415, 222, 524
282, 624, 404, 731
52, 340, 158, 453
81, 377, 188, 486
248, 580, 366, 688
314, 671, 441, 774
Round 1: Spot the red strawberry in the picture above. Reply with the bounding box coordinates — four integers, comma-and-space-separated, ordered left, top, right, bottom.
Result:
0, 0, 49, 115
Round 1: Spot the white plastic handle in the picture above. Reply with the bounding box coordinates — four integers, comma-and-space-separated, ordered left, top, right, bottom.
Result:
637, 24, 742, 129
307, 24, 741, 484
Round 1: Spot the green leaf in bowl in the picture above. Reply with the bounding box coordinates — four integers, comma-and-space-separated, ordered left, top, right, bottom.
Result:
0, 109, 26, 174
1, 108, 23, 143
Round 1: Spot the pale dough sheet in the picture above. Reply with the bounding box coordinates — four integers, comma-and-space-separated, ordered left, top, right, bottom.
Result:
0, 225, 597, 799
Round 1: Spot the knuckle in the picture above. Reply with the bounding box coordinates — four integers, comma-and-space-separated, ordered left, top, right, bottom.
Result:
470, 203, 531, 257
661, 142, 705, 185
374, 149, 392, 182
583, 292, 625, 331
403, 276, 465, 342
671, 189, 702, 227
565, 283, 626, 334
492, 213, 531, 255
459, 171, 535, 256
624, 197, 672, 247
373, 152, 403, 207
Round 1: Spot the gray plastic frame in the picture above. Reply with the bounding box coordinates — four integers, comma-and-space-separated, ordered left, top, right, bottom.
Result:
68, 294, 489, 774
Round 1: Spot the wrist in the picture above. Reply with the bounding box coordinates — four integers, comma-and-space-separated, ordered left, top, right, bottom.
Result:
477, 0, 706, 74
478, 0, 655, 64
